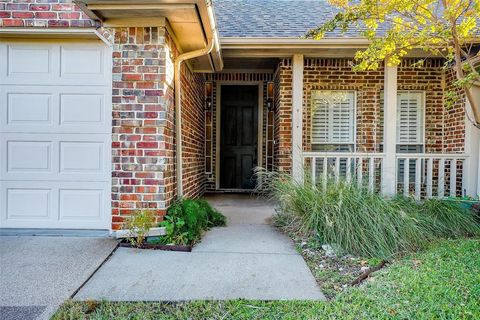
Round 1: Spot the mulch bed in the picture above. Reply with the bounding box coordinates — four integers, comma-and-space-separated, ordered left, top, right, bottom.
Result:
119, 242, 192, 252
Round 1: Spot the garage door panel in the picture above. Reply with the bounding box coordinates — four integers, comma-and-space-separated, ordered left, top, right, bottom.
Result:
0, 181, 110, 229
6, 92, 53, 124
60, 93, 105, 125
7, 141, 53, 173
59, 189, 104, 220
1, 86, 111, 133
5, 188, 52, 220
60, 44, 106, 82
1, 134, 110, 181
60, 142, 104, 174
0, 42, 110, 86
0, 43, 57, 84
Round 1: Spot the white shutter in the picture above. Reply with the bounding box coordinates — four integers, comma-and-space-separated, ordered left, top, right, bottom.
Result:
311, 97, 329, 143
397, 92, 424, 144
312, 91, 355, 144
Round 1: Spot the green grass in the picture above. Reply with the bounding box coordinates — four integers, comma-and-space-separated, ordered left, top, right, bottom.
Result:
53, 239, 480, 319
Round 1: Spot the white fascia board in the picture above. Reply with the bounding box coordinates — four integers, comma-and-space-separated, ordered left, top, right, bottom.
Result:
220, 37, 371, 49
0, 28, 112, 46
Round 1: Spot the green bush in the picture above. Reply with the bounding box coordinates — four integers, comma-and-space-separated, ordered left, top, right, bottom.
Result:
159, 198, 226, 245
259, 169, 479, 258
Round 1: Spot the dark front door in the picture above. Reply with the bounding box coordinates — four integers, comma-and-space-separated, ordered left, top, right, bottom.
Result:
220, 85, 258, 189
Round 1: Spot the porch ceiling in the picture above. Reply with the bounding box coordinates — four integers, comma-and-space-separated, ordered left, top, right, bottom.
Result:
75, 0, 222, 72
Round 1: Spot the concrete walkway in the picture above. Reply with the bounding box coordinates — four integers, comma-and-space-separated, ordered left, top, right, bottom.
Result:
0, 236, 118, 320
75, 194, 325, 301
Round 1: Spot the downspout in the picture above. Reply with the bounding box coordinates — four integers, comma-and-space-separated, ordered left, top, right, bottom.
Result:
174, 1, 217, 197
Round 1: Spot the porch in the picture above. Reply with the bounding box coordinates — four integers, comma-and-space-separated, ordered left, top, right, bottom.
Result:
197, 55, 480, 199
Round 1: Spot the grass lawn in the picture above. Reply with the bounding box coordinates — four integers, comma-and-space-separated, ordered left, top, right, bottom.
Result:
53, 239, 479, 319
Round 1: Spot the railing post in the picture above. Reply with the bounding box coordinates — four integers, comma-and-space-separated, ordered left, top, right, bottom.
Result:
292, 54, 304, 183
382, 63, 398, 197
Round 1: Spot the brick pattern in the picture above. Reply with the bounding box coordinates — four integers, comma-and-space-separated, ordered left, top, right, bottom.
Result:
0, 0, 98, 28
179, 66, 206, 198
204, 72, 273, 191
443, 68, 466, 153
274, 59, 293, 173
111, 27, 170, 230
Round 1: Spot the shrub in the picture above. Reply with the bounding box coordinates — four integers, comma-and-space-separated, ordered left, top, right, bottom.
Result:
258, 169, 480, 258
159, 198, 226, 245
123, 210, 156, 247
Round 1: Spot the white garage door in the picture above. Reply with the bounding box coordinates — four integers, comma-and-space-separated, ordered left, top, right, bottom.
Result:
0, 41, 112, 229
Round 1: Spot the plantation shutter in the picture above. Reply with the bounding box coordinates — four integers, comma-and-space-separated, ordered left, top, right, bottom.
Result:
396, 92, 424, 145
311, 91, 355, 145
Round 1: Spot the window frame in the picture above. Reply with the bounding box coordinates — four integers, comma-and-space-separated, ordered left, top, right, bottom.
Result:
310, 90, 357, 151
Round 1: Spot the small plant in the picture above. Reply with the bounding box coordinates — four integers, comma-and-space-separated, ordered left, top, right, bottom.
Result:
123, 210, 156, 247
159, 198, 226, 245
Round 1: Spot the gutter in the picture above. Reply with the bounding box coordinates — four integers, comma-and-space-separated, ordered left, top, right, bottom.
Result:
174, 0, 217, 197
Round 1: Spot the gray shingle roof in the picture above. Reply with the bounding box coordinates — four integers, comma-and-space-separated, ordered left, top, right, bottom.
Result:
213, 0, 344, 38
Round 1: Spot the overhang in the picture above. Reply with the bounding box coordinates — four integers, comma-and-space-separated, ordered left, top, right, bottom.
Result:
75, 0, 223, 72
220, 37, 437, 58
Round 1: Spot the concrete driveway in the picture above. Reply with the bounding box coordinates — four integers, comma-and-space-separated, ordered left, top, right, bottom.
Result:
0, 236, 117, 320
75, 195, 325, 301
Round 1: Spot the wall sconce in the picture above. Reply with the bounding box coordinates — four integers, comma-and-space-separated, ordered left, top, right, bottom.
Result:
266, 81, 274, 111
204, 81, 213, 111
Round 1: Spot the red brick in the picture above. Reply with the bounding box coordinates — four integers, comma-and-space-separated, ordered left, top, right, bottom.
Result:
3, 19, 24, 27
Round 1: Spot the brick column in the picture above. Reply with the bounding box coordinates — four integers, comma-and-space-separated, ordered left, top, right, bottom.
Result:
111, 27, 170, 230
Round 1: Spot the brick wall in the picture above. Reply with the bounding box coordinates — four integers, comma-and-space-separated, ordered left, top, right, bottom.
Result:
274, 60, 293, 173
0, 0, 97, 28
111, 27, 171, 230
444, 68, 466, 153
204, 72, 274, 190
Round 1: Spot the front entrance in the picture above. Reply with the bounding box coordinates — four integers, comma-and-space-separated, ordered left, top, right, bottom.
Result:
219, 85, 259, 189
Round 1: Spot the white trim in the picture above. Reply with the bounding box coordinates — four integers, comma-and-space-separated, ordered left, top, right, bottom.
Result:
221, 37, 371, 48
292, 54, 304, 182
464, 86, 480, 197
382, 64, 398, 197
215, 81, 264, 191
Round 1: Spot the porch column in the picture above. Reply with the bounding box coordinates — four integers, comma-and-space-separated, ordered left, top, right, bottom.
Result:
382, 63, 398, 196
464, 87, 480, 197
292, 54, 304, 182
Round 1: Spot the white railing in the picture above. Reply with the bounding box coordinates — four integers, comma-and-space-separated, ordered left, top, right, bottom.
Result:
395, 153, 468, 199
303, 152, 468, 199
303, 152, 386, 192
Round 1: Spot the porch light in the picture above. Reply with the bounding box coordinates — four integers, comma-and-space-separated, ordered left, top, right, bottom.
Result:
266, 81, 274, 111
204, 81, 213, 111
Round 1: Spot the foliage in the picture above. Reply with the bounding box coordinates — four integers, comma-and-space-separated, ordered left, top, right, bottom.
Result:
306, 0, 480, 127
159, 198, 226, 245
53, 239, 480, 319
259, 169, 479, 258
123, 210, 156, 247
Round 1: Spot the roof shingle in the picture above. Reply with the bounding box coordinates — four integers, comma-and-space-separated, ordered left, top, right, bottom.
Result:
214, 0, 343, 38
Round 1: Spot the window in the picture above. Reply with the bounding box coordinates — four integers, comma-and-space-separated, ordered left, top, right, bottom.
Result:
311, 90, 355, 151
396, 91, 425, 146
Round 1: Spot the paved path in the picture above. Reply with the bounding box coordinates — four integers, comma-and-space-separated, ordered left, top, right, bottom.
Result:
75, 194, 325, 301
0, 236, 117, 320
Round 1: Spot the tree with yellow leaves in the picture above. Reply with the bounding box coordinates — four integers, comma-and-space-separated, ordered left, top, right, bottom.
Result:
306, 0, 480, 128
